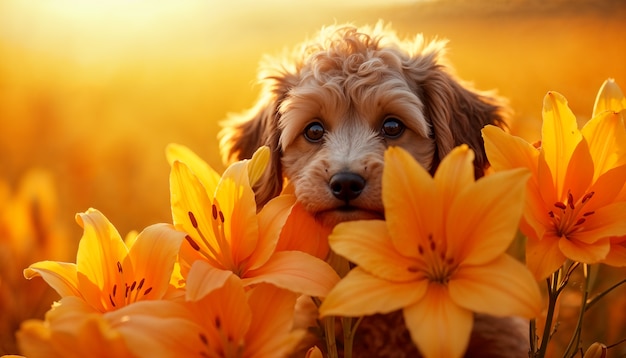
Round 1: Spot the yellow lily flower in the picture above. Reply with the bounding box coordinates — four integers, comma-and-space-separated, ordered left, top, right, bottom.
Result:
17, 208, 187, 357
17, 297, 140, 358
104, 269, 306, 358
319, 146, 541, 358
24, 208, 186, 312
483, 91, 626, 279
167, 144, 339, 299
17, 295, 203, 358
187, 271, 306, 357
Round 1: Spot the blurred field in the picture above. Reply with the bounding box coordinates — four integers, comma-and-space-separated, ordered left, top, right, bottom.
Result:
1, 0, 625, 355
1, 0, 625, 239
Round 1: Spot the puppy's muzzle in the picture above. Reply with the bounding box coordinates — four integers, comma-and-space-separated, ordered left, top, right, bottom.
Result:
329, 172, 366, 202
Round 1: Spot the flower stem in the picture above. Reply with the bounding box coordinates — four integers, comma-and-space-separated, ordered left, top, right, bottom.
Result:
324, 316, 338, 358
529, 318, 538, 354
563, 264, 591, 358
586, 278, 626, 311
535, 271, 561, 358
341, 316, 363, 358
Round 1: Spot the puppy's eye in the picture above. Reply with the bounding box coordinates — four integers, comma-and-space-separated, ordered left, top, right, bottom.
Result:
381, 117, 405, 139
304, 122, 325, 142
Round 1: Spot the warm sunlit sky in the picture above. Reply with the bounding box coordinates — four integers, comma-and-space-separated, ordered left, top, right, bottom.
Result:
1, 1, 626, 355
1, 0, 624, 239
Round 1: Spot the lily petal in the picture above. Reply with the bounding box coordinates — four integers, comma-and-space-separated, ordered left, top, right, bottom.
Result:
449, 168, 530, 265
127, 223, 186, 300
247, 146, 270, 187
329, 220, 420, 282
276, 198, 331, 260
592, 78, 626, 117
319, 267, 426, 318
246, 194, 294, 271
521, 179, 551, 242
433, 144, 475, 210
383, 146, 440, 258
245, 283, 305, 356
188, 274, 251, 354
404, 284, 473, 358
16, 319, 64, 358
43, 297, 132, 357
244, 251, 340, 298
214, 159, 259, 266
581, 110, 626, 180
541, 91, 582, 197
166, 143, 221, 197
571, 202, 626, 243
482, 125, 540, 176
562, 138, 594, 203
24, 261, 81, 298
185, 260, 234, 301
109, 300, 203, 358
526, 233, 567, 280
449, 255, 542, 319
558, 236, 610, 264
585, 165, 626, 211
75, 209, 130, 312
603, 236, 626, 267
170, 161, 220, 263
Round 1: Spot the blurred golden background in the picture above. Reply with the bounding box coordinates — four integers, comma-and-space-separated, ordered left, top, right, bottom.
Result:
1, 0, 625, 355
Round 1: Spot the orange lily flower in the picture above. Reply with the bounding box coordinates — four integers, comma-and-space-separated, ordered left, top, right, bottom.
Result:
167, 144, 339, 299
102, 269, 306, 358
24, 208, 185, 311
17, 208, 187, 357
593, 79, 626, 267
319, 146, 541, 358
483, 91, 626, 279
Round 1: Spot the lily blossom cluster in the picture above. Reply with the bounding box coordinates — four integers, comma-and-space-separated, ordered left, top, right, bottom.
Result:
17, 146, 340, 357
319, 145, 542, 357
11, 79, 626, 358
482, 79, 626, 279
482, 78, 626, 357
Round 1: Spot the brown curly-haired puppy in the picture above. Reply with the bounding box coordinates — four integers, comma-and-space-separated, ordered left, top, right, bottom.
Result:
220, 23, 528, 358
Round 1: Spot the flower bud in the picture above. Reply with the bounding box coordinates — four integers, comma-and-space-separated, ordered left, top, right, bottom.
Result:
584, 342, 607, 358
305, 346, 323, 358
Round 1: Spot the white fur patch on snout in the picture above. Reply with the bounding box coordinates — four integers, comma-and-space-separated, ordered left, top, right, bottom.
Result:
322, 123, 385, 176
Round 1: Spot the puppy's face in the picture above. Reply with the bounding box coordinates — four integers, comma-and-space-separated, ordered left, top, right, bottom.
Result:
278, 55, 436, 228
219, 24, 507, 228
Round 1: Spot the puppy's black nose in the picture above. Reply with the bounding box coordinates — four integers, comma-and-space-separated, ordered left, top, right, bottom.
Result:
329, 172, 366, 202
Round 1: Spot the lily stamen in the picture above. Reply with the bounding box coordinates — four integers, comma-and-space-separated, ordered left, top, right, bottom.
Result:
549, 189, 597, 238
210, 202, 237, 274
413, 233, 457, 284
187, 211, 225, 268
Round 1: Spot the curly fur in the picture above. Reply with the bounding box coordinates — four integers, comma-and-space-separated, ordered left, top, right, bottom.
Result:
219, 22, 523, 357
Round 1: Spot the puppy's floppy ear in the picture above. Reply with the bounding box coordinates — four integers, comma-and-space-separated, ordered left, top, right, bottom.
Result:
219, 70, 296, 208
404, 40, 510, 178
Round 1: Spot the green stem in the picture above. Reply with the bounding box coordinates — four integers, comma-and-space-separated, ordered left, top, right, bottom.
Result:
606, 337, 626, 349
342, 317, 353, 358
324, 316, 338, 358
536, 272, 561, 358
342, 316, 363, 358
586, 278, 626, 311
563, 264, 591, 358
